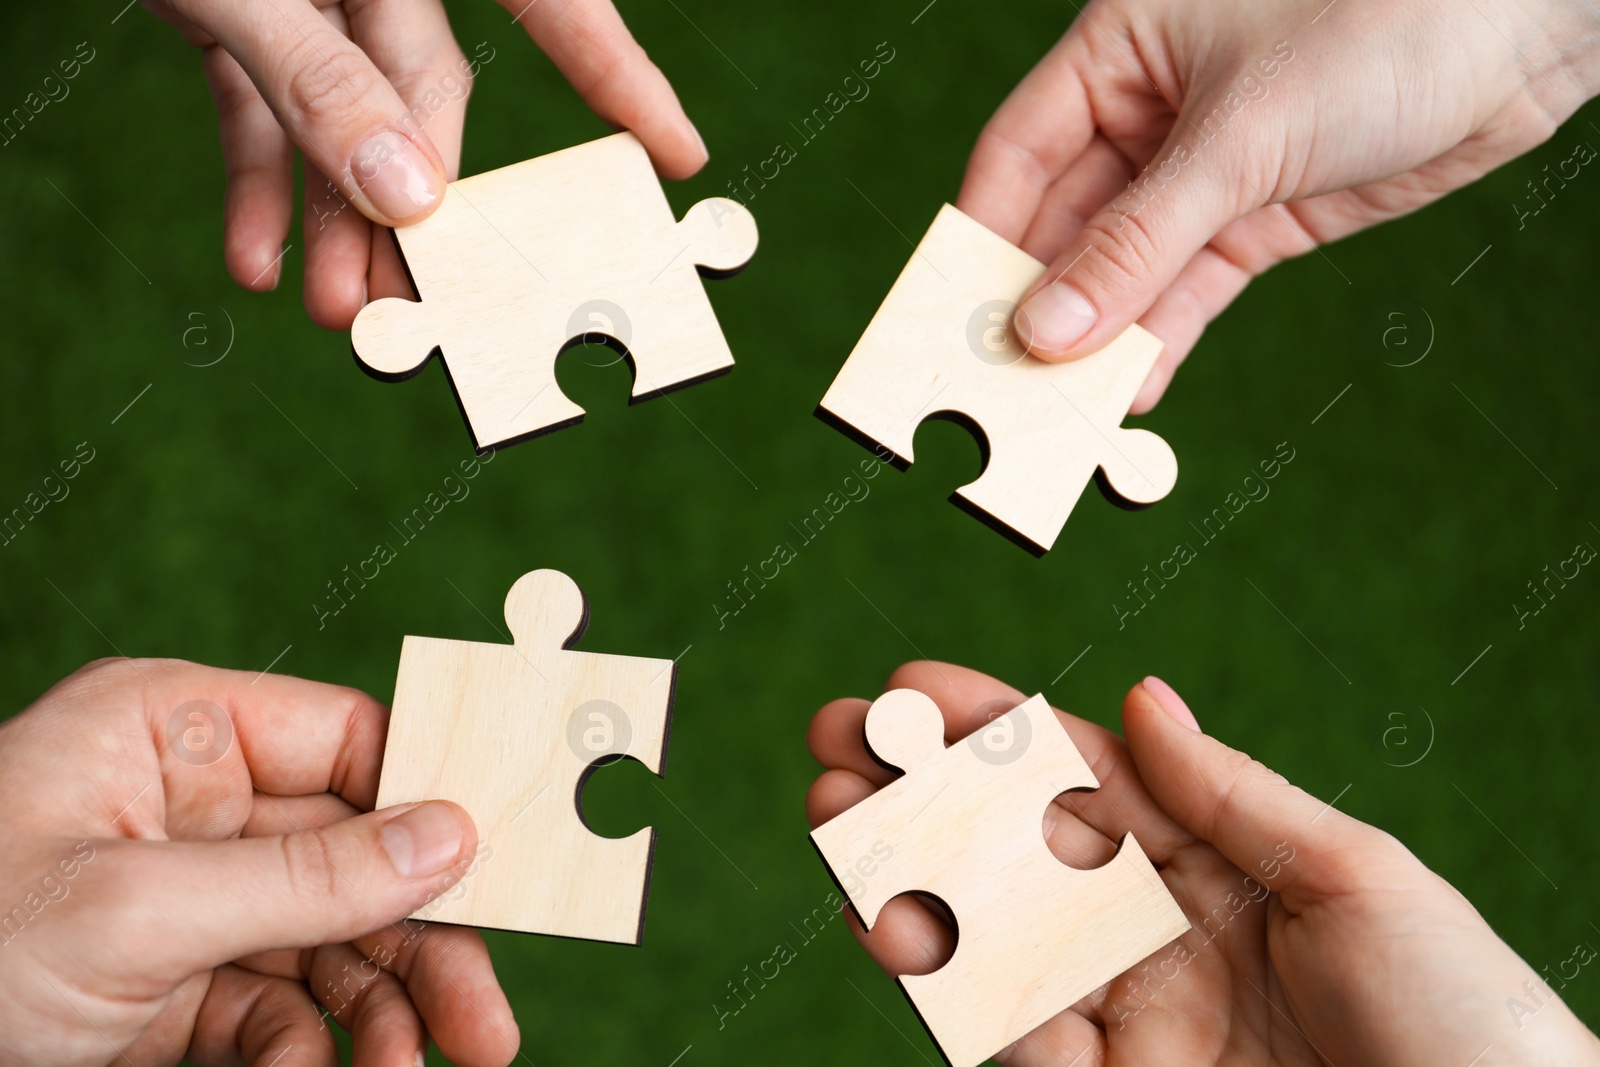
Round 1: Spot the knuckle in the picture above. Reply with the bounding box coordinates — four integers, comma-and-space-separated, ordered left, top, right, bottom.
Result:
391, 57, 474, 121
278, 827, 349, 906
1079, 207, 1164, 296
209, 79, 259, 126
66, 656, 183, 692
279, 41, 381, 131
577, 40, 649, 108
1209, 752, 1279, 836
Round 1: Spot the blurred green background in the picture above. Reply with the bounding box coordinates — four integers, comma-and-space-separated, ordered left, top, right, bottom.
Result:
2, 0, 1598, 1063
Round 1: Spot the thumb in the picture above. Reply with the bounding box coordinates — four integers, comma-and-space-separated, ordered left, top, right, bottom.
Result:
1014, 122, 1255, 360
1122, 678, 1381, 909
121, 801, 477, 977
171, 0, 448, 226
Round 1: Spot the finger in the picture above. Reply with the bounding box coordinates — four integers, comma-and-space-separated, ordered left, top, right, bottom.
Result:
367, 224, 414, 301
882, 660, 1029, 742
355, 921, 519, 1066
346, 0, 469, 307
240, 786, 515, 1062
286, 0, 374, 329
96, 800, 477, 980
1012, 115, 1259, 361
243, 790, 362, 837
308, 942, 426, 1067
1014, 135, 1137, 265
1125, 188, 1349, 413
141, 659, 393, 808
847, 891, 959, 980
10, 658, 386, 841
805, 766, 958, 977
994, 1010, 1105, 1067
805, 766, 875, 832
880, 662, 1196, 864
1127, 243, 1252, 414
956, 31, 1098, 243
500, 0, 707, 179
188, 964, 338, 1067
1123, 678, 1396, 910
122, 971, 214, 1067
346, 0, 470, 178
203, 45, 295, 291
166, 0, 447, 225
1122, 182, 1401, 412
806, 698, 898, 786
150, 665, 385, 841
303, 161, 374, 329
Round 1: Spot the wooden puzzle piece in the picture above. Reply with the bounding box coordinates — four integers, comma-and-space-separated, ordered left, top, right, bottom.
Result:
352, 132, 758, 452
817, 204, 1176, 555
374, 569, 675, 942
811, 690, 1189, 1067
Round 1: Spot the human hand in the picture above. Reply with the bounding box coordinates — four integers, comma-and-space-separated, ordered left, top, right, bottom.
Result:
959, 0, 1600, 411
147, 0, 707, 330
0, 657, 518, 1067
806, 661, 1600, 1066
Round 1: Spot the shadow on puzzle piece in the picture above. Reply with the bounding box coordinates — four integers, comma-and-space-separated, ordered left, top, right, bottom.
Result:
816, 204, 1177, 555
374, 568, 676, 943
810, 689, 1190, 1067
352, 132, 758, 452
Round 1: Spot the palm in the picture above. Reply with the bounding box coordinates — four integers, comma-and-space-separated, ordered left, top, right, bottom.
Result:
0, 659, 515, 1067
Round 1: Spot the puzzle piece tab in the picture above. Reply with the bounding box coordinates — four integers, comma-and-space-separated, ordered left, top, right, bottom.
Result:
353, 132, 758, 452
374, 569, 675, 942
811, 690, 1189, 1067
817, 204, 1176, 554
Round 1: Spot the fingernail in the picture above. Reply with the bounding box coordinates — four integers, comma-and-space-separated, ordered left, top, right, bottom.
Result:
691, 122, 709, 164
415, 1051, 427, 1067
1142, 676, 1199, 731
381, 802, 465, 878
1016, 281, 1098, 354
350, 130, 442, 222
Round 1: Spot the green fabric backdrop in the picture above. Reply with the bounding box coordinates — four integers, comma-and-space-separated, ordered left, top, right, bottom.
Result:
1, 0, 1596, 1062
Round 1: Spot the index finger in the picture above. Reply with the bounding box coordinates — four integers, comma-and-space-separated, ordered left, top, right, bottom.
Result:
955, 29, 1097, 243
141, 658, 391, 808
498, 0, 707, 179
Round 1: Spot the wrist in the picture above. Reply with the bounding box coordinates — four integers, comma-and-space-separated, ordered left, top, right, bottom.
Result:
1524, 0, 1600, 118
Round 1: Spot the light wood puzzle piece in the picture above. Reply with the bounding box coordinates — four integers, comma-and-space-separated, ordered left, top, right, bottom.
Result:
352, 132, 758, 452
817, 204, 1176, 555
811, 690, 1189, 1067
374, 569, 674, 942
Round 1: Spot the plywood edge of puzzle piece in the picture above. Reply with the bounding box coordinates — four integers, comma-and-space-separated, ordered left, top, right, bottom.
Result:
816, 203, 1176, 553
374, 569, 675, 943
350, 132, 758, 406
811, 690, 1189, 1067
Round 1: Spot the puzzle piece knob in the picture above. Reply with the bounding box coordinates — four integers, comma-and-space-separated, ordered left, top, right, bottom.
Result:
680, 197, 759, 276
864, 689, 947, 774
503, 569, 588, 648
1099, 428, 1179, 506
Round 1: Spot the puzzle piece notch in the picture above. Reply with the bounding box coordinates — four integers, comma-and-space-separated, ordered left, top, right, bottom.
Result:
350, 132, 758, 451
812, 689, 1190, 1067
374, 568, 674, 942
816, 203, 1176, 554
